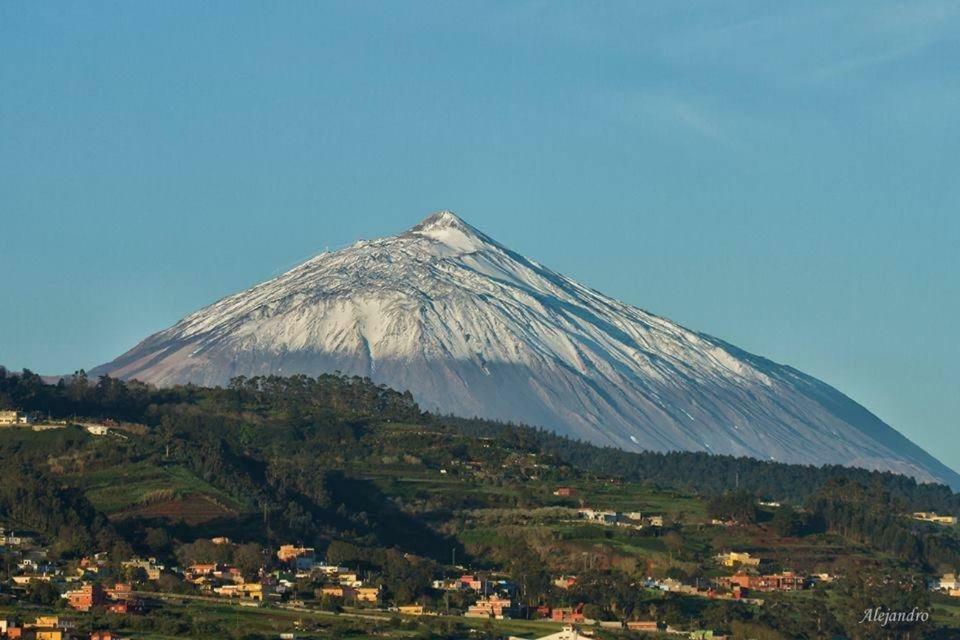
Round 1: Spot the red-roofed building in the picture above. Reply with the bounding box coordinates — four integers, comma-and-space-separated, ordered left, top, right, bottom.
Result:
552, 604, 585, 623
458, 574, 483, 591
66, 584, 106, 611
719, 571, 805, 592
465, 595, 516, 619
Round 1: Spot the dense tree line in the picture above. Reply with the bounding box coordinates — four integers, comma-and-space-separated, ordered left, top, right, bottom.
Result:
706, 491, 759, 524
446, 415, 960, 513
0, 463, 128, 559
806, 478, 960, 571
0, 368, 421, 426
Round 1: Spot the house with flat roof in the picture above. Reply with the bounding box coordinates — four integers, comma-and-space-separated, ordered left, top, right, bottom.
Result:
0, 410, 29, 426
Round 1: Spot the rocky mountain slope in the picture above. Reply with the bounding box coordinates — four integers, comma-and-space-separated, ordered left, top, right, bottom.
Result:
91, 211, 960, 487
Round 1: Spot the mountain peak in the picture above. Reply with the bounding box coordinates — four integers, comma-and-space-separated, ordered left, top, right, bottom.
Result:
413, 209, 466, 231
406, 210, 491, 254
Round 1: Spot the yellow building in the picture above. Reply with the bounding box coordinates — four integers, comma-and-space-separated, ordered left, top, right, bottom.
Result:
26, 616, 71, 640
337, 572, 361, 586
0, 411, 24, 426
356, 586, 381, 604
398, 604, 427, 615
30, 616, 58, 628
215, 582, 265, 601
715, 551, 761, 567
320, 585, 348, 598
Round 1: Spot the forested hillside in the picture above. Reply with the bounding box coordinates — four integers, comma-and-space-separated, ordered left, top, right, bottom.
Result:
3, 367, 957, 512
3, 368, 960, 638
443, 417, 960, 512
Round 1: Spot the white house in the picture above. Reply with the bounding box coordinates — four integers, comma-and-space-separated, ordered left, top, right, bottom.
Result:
939, 573, 960, 591
509, 626, 582, 640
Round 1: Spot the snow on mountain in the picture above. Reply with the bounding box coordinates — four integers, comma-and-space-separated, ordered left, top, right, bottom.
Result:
91, 210, 960, 488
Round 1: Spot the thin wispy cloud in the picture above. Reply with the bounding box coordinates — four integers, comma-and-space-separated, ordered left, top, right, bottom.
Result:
655, 1, 959, 88
597, 89, 751, 154
794, 43, 923, 86
649, 94, 742, 150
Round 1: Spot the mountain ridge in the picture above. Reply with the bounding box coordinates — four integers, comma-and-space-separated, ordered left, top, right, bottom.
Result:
90, 210, 960, 488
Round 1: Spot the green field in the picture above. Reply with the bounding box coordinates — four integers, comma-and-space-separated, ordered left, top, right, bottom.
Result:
69, 461, 250, 516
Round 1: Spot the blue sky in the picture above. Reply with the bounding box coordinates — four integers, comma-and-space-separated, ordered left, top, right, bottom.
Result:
2, 2, 958, 470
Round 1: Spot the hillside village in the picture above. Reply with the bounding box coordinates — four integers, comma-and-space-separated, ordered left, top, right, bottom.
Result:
0, 522, 849, 639
2, 371, 960, 638
3, 479, 960, 639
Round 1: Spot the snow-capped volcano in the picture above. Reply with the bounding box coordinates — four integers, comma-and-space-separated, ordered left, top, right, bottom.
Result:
92, 211, 960, 487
